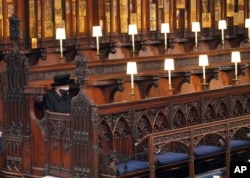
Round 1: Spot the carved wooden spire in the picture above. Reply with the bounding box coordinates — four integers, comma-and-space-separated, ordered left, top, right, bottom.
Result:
1, 14, 30, 176
9, 14, 21, 51
74, 54, 88, 89
71, 54, 99, 177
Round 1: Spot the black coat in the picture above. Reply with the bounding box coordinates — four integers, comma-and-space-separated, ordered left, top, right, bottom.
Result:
42, 88, 71, 113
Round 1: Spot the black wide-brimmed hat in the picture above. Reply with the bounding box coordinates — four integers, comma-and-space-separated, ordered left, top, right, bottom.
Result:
51, 73, 74, 87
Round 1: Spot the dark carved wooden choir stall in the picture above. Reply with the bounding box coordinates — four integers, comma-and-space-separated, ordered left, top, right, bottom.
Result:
0, 15, 249, 178
1, 1, 250, 177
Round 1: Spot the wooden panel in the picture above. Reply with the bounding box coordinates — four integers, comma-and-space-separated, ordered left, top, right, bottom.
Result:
29, 0, 37, 38
44, 0, 54, 38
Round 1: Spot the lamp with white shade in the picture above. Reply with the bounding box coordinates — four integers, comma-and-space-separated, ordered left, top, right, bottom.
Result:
192, 22, 200, 48
127, 62, 137, 99
92, 26, 102, 55
218, 20, 227, 45
161, 23, 170, 51
245, 19, 250, 42
56, 28, 66, 59
128, 24, 138, 53
199, 54, 209, 85
231, 51, 241, 81
164, 58, 174, 95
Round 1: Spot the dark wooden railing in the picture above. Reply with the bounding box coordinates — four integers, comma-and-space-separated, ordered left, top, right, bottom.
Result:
20, 83, 250, 178
147, 115, 250, 178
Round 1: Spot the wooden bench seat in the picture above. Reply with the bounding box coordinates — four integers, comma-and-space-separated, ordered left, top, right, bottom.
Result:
99, 147, 150, 178
230, 139, 250, 149
145, 115, 250, 178
115, 160, 149, 176
155, 152, 189, 166
29, 107, 250, 178
194, 145, 224, 157
228, 127, 250, 160
99, 160, 150, 178
194, 145, 226, 175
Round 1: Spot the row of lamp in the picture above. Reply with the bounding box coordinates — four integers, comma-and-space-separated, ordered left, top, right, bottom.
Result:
56, 19, 249, 58
56, 26, 241, 97
91, 19, 250, 56
56, 24, 142, 57
191, 20, 226, 47
126, 51, 241, 99
163, 18, 250, 49
92, 24, 138, 55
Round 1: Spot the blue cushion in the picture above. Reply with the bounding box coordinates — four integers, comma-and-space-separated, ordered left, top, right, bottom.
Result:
230, 140, 250, 149
194, 145, 224, 157
116, 160, 149, 175
155, 152, 189, 166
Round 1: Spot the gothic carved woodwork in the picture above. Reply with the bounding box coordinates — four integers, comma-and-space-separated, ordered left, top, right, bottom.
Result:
46, 112, 71, 177
70, 54, 100, 178
2, 14, 30, 176
97, 83, 250, 160
2, 56, 250, 177
1, 2, 250, 178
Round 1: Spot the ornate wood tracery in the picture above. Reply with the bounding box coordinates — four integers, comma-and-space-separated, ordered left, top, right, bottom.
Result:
2, 14, 30, 177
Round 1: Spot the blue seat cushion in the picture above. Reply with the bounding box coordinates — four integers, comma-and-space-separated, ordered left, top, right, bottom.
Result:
194, 145, 224, 157
155, 152, 189, 166
230, 140, 250, 149
116, 160, 149, 175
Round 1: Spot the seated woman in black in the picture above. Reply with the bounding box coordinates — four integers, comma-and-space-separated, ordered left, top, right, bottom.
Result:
42, 73, 75, 114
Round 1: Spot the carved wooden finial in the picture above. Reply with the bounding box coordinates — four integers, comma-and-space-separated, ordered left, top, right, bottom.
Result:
9, 14, 21, 42
74, 54, 88, 89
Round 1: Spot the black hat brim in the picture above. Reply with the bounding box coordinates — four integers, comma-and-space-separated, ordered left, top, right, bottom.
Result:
51, 79, 75, 87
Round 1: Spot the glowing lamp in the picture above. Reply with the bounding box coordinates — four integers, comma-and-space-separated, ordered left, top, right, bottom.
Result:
161, 23, 170, 50
192, 22, 200, 48
126, 62, 138, 89
199, 54, 209, 82
231, 51, 241, 80
218, 20, 227, 45
92, 26, 102, 55
56, 28, 66, 58
128, 24, 138, 52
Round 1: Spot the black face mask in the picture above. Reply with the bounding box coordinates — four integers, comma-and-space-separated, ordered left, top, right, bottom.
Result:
59, 89, 69, 96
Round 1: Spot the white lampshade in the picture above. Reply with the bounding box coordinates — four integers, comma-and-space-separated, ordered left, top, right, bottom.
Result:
128, 24, 138, 35
161, 23, 170, 33
231, 51, 241, 63
164, 58, 174, 70
126, 62, 137, 74
245, 19, 250, 28
218, 20, 227, 30
92, 26, 102, 37
56, 28, 66, 40
199, 55, 209, 66
192, 22, 200, 32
